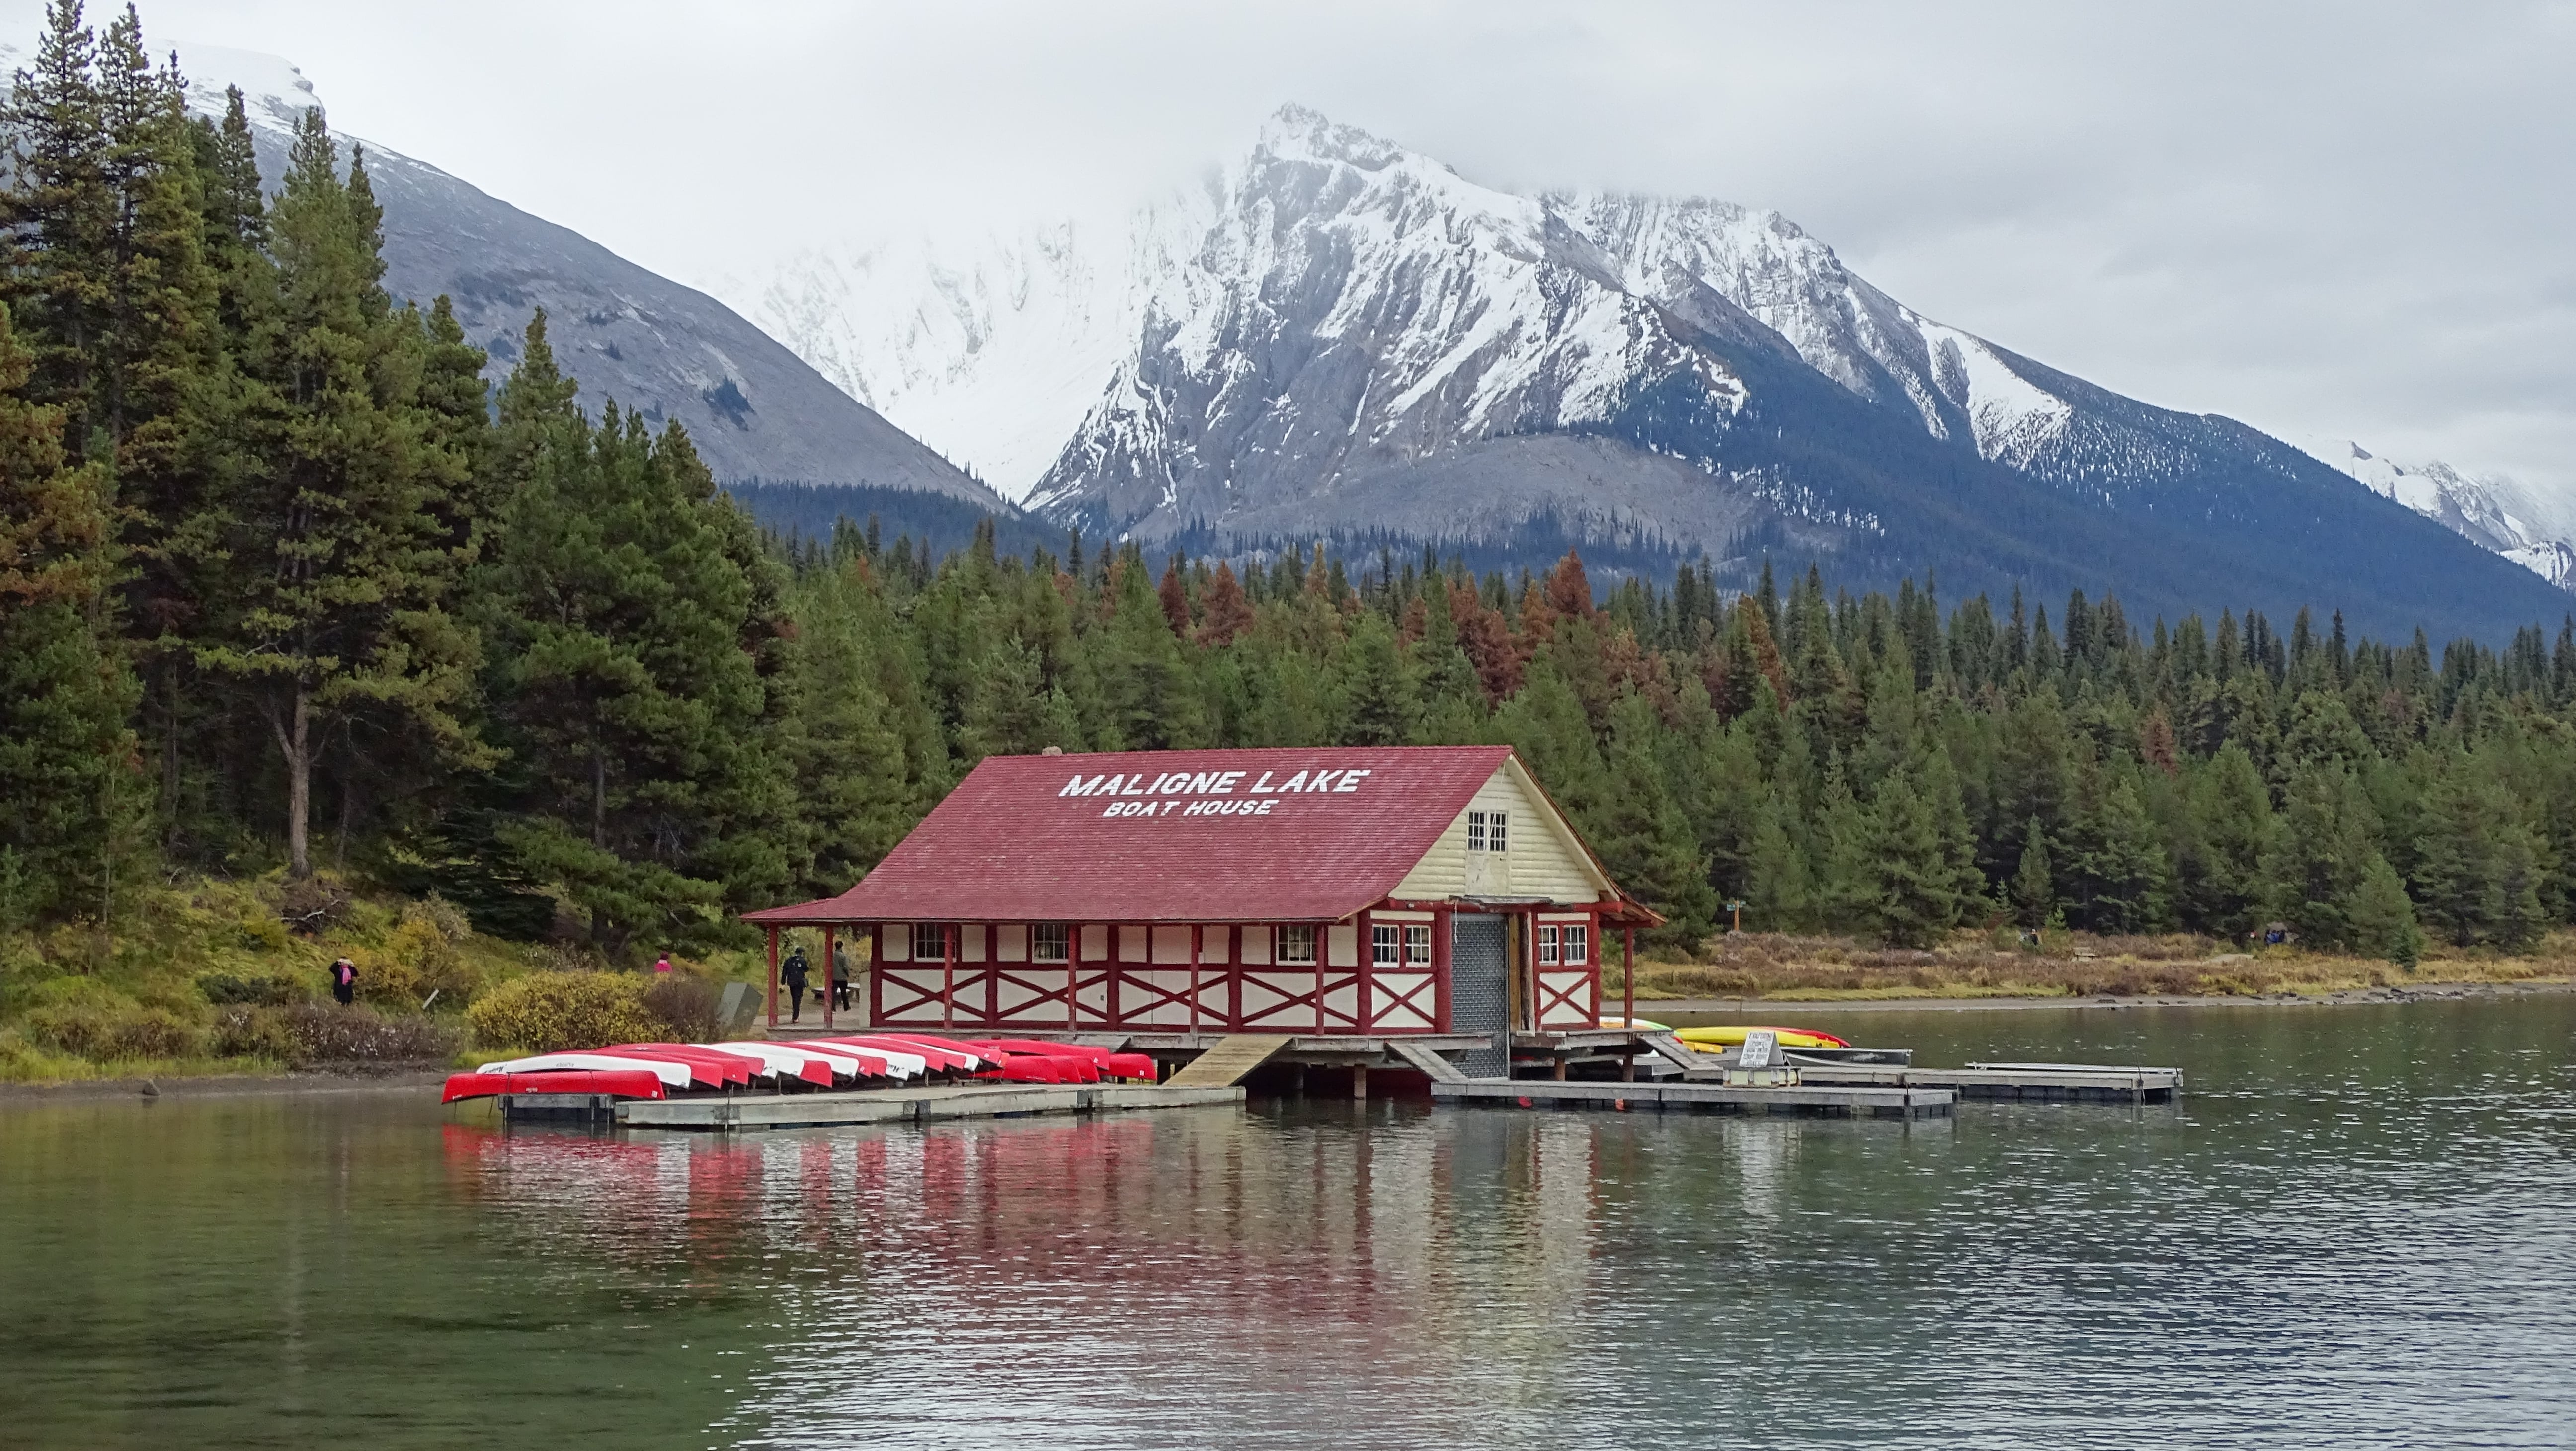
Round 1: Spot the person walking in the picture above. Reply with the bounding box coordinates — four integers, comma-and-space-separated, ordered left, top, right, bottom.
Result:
831, 942, 853, 1012
328, 956, 357, 1007
782, 945, 810, 1023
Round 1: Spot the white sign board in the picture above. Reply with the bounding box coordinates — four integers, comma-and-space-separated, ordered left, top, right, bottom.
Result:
1739, 1030, 1778, 1069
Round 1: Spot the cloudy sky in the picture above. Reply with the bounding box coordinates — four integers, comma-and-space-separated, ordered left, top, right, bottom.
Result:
9, 0, 2573, 501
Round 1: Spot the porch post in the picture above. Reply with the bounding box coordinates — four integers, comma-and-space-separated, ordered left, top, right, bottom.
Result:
1189, 923, 1202, 1037
1313, 926, 1324, 1034
820, 923, 837, 1030
1431, 906, 1453, 1034
867, 924, 882, 1029
942, 922, 956, 1032
1356, 908, 1374, 1034
1067, 923, 1080, 1032
1622, 923, 1636, 1033
764, 924, 780, 1030
1228, 926, 1244, 1031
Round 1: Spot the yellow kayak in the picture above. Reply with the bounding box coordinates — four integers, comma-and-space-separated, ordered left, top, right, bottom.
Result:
1598, 1016, 1671, 1032
1673, 1025, 1851, 1050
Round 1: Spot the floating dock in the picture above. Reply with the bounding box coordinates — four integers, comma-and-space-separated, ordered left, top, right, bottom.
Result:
1430, 1077, 1952, 1117
496, 1083, 1245, 1131
1793, 1062, 2182, 1102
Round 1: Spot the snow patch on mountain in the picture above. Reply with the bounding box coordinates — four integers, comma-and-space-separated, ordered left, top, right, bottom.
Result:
2301, 438, 2576, 590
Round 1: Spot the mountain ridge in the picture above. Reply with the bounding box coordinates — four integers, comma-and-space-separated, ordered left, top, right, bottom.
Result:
79, 40, 1015, 515
745, 105, 2568, 641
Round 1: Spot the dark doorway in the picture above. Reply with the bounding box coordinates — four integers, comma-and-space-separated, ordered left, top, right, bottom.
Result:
1450, 913, 1509, 1078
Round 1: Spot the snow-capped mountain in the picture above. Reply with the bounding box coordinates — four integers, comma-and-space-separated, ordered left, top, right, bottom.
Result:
7, 40, 1005, 511
2299, 439, 2576, 592
744, 105, 2565, 639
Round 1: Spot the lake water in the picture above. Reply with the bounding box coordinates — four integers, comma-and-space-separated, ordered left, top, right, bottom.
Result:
3, 996, 2572, 1449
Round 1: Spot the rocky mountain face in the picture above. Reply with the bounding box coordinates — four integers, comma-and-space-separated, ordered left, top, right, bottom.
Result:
751, 106, 2568, 641
146, 43, 1007, 514
2298, 438, 2576, 592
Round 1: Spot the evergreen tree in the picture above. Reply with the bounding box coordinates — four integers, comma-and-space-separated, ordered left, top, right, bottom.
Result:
2011, 814, 2054, 928
1741, 782, 1814, 932
477, 399, 781, 953
2346, 851, 2423, 967
1591, 693, 1717, 945
0, 296, 135, 920
1335, 610, 1419, 745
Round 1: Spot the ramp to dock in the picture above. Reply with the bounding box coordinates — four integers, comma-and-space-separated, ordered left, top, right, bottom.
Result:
1161, 1034, 1295, 1088
1635, 1031, 1718, 1078
1384, 1039, 1470, 1083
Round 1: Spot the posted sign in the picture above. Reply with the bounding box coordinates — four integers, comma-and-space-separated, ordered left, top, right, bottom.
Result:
1057, 764, 1375, 820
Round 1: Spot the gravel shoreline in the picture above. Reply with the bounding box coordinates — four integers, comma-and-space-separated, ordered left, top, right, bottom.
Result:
0, 1069, 449, 1104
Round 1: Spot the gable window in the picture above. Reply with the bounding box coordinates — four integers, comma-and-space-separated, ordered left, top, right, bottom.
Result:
913, 923, 951, 961
1536, 923, 1562, 966
1467, 810, 1508, 852
1403, 924, 1432, 966
1031, 922, 1070, 963
1276, 924, 1318, 965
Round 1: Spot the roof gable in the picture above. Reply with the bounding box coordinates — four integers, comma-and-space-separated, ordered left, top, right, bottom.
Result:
749, 746, 1559, 924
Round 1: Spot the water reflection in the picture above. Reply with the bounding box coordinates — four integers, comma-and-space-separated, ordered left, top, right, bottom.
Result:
2, 994, 2571, 1450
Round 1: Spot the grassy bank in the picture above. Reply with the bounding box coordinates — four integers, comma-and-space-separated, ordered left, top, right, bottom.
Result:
1605, 928, 2576, 1002
0, 874, 792, 1083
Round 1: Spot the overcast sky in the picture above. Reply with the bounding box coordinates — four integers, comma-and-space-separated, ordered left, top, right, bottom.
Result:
9, 0, 2573, 500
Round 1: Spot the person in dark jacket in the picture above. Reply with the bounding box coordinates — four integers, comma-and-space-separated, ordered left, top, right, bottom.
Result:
329, 957, 357, 1006
782, 946, 810, 1022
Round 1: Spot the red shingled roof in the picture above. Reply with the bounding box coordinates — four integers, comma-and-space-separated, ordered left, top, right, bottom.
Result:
746, 745, 1607, 925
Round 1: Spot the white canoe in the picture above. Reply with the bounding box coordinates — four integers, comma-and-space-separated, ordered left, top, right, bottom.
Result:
475, 1052, 693, 1088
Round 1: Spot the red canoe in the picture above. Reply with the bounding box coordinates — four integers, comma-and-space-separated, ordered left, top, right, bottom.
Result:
595, 1044, 758, 1088
978, 1039, 1159, 1081
442, 1070, 667, 1103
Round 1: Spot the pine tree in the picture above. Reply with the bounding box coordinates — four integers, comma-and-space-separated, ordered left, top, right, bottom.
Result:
1335, 611, 1419, 745
2345, 851, 2423, 967
1592, 693, 1717, 945
1741, 782, 1814, 932
0, 296, 136, 921
477, 398, 782, 952
194, 111, 480, 877
2012, 814, 2054, 928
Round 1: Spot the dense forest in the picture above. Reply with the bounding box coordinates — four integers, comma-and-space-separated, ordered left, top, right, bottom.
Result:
5, 3, 2576, 972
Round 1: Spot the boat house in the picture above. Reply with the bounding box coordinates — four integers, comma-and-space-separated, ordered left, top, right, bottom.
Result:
743, 745, 1658, 1077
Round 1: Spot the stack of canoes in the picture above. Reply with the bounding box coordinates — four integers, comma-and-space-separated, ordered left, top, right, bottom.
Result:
440, 1032, 1161, 1103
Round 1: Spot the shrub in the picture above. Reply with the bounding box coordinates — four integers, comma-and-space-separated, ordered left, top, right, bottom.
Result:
403, 894, 473, 945
355, 918, 479, 1011
196, 970, 305, 1007
641, 975, 718, 1041
23, 999, 204, 1061
214, 1003, 459, 1066
273, 875, 353, 936
466, 972, 657, 1054
211, 1006, 300, 1060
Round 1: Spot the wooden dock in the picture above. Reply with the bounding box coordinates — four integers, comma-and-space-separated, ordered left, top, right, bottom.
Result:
1431, 1077, 1952, 1118
602, 1082, 1245, 1132
1793, 1062, 2182, 1102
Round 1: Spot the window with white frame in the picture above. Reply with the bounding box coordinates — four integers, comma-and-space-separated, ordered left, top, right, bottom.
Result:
1372, 924, 1400, 966
1467, 809, 1508, 852
1403, 924, 1432, 966
912, 923, 949, 961
1276, 924, 1318, 965
1536, 923, 1562, 966
1560, 923, 1589, 965
1032, 922, 1070, 963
